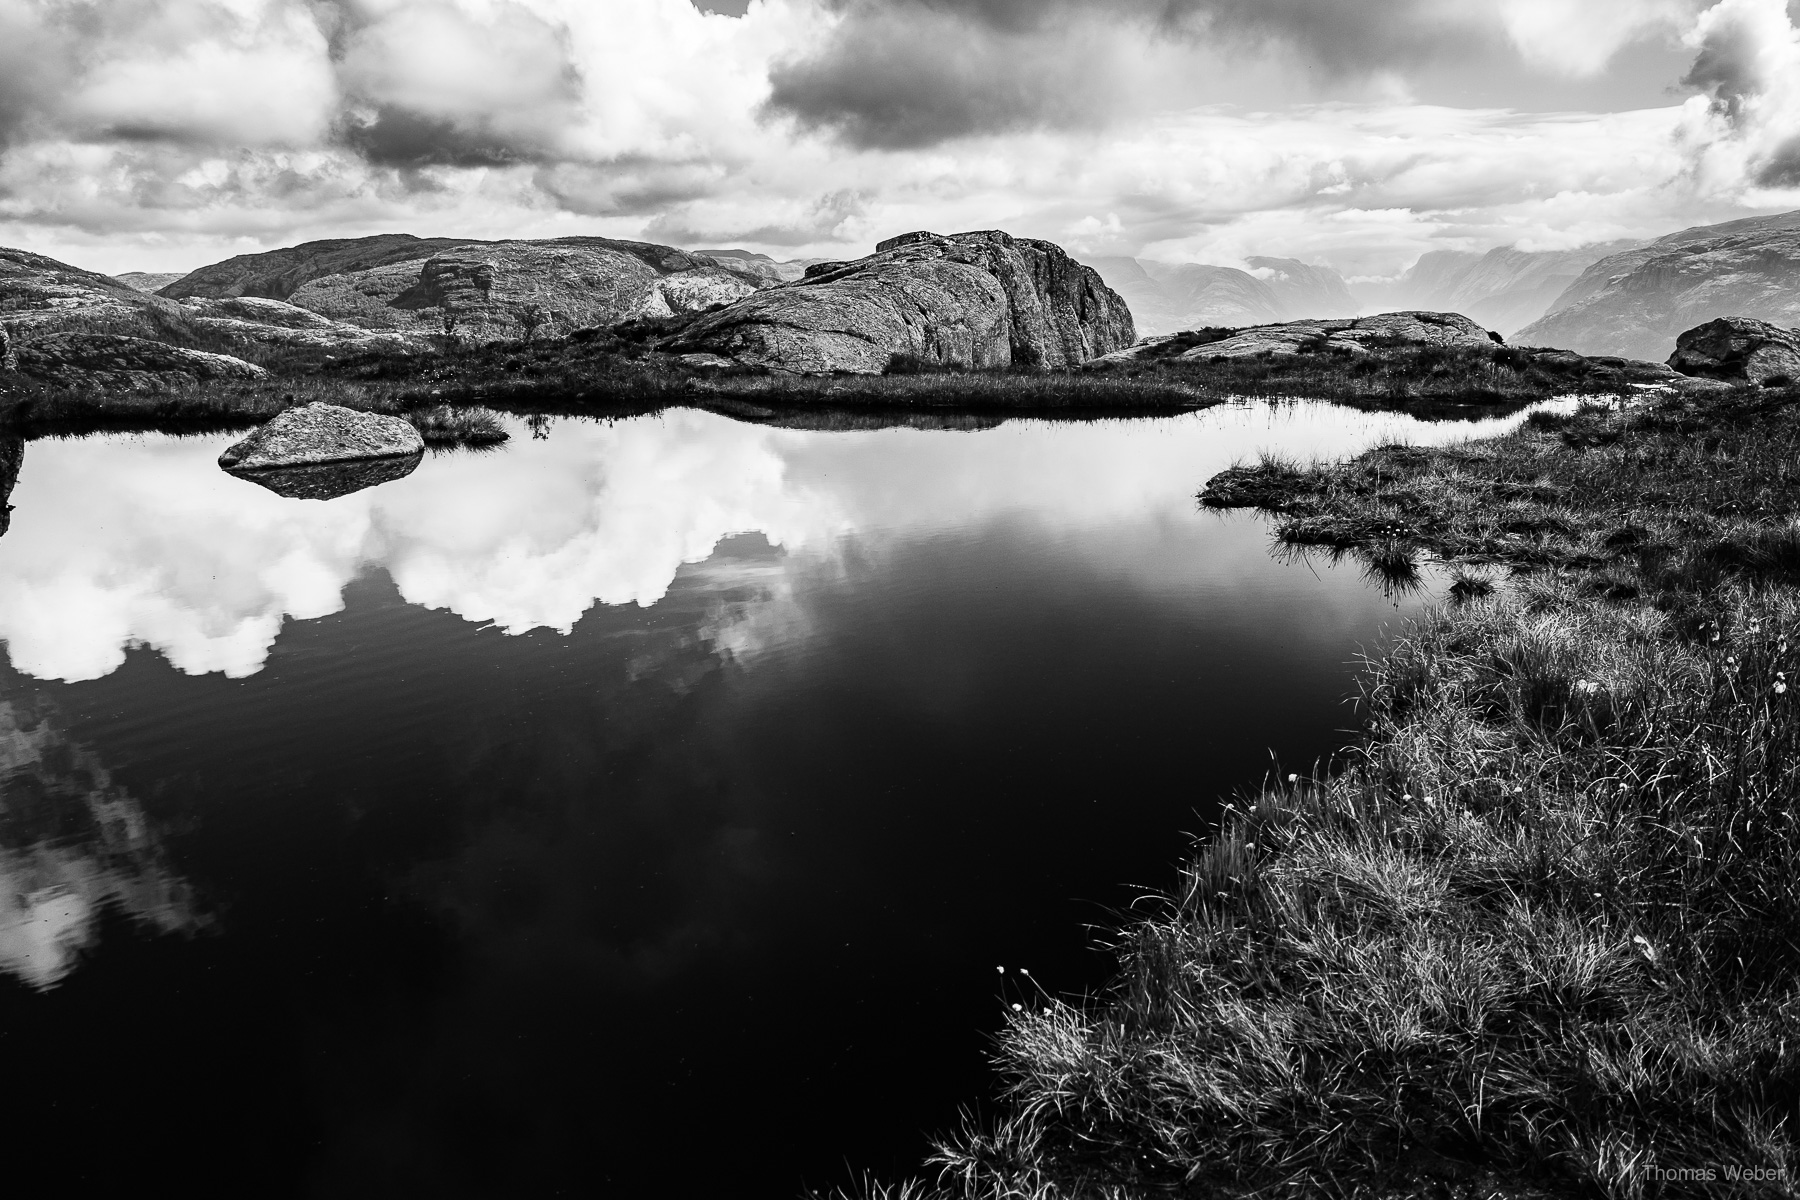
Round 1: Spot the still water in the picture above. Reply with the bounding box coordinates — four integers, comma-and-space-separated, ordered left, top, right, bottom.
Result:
0, 402, 1530, 1196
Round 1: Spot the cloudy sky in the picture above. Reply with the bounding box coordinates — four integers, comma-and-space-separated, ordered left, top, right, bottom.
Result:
1, 0, 1798, 278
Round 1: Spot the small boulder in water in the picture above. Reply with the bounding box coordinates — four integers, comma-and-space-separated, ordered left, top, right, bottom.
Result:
219, 401, 423, 470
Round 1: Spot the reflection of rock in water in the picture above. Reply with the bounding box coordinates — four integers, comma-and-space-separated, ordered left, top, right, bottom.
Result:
227, 451, 422, 500
0, 437, 21, 537
0, 697, 200, 989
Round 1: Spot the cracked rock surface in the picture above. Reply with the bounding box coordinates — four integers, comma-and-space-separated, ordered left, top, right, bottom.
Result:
664, 229, 1136, 374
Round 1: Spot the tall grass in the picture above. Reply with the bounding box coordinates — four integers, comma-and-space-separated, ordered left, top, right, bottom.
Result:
850, 383, 1800, 1199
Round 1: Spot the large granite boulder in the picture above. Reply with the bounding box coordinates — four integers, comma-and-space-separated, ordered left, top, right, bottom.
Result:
1515, 210, 1800, 360
664, 229, 1136, 374
1667, 317, 1800, 385
219, 402, 422, 471
13, 332, 265, 389
1093, 311, 1499, 365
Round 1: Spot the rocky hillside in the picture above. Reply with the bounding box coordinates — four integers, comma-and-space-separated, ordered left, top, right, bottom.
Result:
1357, 242, 1639, 336
1089, 257, 1356, 335
0, 247, 197, 343
1516, 211, 1800, 359
159, 234, 781, 344
667, 229, 1135, 373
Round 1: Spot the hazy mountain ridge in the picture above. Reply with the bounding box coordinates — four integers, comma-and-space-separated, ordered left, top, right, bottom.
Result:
1355, 242, 1640, 336
1516, 211, 1800, 359
1088, 256, 1356, 335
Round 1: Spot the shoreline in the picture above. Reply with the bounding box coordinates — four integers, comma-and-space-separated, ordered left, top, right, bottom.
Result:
901, 383, 1800, 1197
0, 328, 1710, 438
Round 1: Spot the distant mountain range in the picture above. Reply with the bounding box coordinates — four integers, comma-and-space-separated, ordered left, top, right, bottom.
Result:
1515, 211, 1800, 359
1087, 243, 1639, 339
8, 208, 1800, 367
1088, 256, 1359, 335
1356, 242, 1641, 337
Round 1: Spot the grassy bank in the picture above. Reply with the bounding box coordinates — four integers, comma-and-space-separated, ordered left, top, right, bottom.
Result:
879, 385, 1800, 1198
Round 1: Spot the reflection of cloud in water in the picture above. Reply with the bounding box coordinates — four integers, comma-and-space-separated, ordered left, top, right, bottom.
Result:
0, 699, 200, 989
0, 403, 1546, 683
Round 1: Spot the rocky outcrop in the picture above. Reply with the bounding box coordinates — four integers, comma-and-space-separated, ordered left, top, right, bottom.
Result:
0, 247, 198, 343
163, 234, 777, 345
1357, 242, 1639, 337
1667, 317, 1800, 384
1516, 211, 1800, 360
0, 325, 15, 372
1093, 311, 1501, 366
178, 296, 417, 353
665, 229, 1136, 374
219, 402, 422, 471
13, 333, 264, 389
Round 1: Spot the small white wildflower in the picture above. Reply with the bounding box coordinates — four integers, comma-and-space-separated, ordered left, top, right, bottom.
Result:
1777, 681, 1789, 695
1019, 968, 1030, 976
1287, 773, 1299, 783
997, 966, 1005, 974
1011, 1003, 1022, 1012
1402, 793, 1412, 801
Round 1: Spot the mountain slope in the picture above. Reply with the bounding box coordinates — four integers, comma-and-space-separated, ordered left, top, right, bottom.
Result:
1516, 211, 1800, 359
1355, 243, 1637, 336
162, 235, 784, 343
0, 247, 197, 342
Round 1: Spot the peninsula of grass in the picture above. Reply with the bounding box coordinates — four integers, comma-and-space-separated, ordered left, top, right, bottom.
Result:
854, 384, 1800, 1199
0, 318, 1702, 437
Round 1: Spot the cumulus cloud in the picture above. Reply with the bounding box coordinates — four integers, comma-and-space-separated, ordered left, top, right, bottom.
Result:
1680, 0, 1800, 188
332, 0, 584, 165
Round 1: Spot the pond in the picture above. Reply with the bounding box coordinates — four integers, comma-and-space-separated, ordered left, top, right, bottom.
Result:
0, 401, 1535, 1197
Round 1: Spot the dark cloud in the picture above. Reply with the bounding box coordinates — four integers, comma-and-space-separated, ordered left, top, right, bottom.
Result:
765, 0, 1499, 148
341, 107, 523, 168
689, 0, 754, 14
1756, 136, 1800, 187
1680, 7, 1764, 124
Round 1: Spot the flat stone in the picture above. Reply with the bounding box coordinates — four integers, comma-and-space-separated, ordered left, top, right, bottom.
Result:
219, 401, 423, 470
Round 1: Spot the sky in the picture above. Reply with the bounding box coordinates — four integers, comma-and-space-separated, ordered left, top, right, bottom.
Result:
1, 0, 1799, 278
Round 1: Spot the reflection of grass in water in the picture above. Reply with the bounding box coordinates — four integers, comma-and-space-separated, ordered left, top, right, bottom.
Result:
408, 405, 509, 447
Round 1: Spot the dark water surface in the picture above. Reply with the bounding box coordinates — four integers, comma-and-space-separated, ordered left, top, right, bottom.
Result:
0, 403, 1533, 1197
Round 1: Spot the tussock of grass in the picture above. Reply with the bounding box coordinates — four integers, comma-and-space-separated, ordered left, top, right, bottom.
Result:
408, 405, 508, 446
